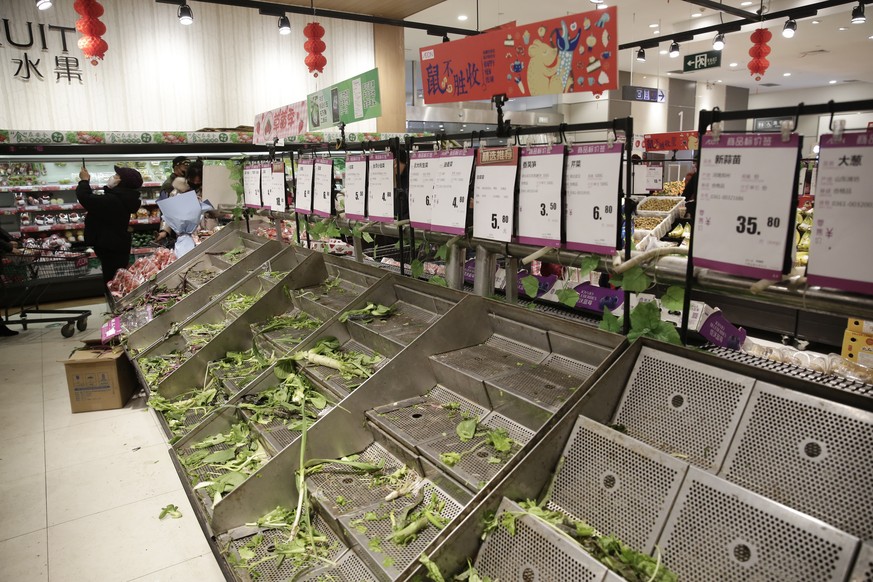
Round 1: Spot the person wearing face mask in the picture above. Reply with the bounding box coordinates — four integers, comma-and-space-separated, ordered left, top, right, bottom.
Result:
77, 165, 143, 287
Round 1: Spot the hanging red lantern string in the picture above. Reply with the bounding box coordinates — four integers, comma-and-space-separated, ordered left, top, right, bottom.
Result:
747, 28, 772, 81
303, 21, 326, 77
74, 0, 108, 66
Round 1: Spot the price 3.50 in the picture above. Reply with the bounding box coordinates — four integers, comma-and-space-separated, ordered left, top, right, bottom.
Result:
735, 215, 781, 235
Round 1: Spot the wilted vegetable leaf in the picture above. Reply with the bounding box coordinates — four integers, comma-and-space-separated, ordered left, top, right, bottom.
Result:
456, 418, 478, 442
440, 452, 462, 466
159, 504, 182, 519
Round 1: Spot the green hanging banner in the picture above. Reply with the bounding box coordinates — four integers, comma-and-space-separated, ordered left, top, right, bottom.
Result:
306, 68, 382, 130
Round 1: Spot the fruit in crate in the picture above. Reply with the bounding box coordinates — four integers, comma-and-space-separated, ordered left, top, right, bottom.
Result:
796, 252, 809, 266
667, 224, 684, 239
798, 231, 810, 251
660, 180, 685, 196
136, 208, 149, 218
634, 216, 663, 231
40, 195, 51, 205
682, 224, 691, 239
640, 197, 679, 212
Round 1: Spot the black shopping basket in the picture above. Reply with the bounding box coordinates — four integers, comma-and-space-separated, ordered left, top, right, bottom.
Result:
1, 249, 92, 337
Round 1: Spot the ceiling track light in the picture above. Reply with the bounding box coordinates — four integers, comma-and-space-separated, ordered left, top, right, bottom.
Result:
178, 3, 194, 25
782, 18, 797, 38
712, 32, 725, 51
278, 15, 291, 35
669, 41, 680, 58
589, 0, 604, 4
636, 47, 646, 62
851, 2, 866, 24
36, 0, 52, 10
442, 33, 450, 43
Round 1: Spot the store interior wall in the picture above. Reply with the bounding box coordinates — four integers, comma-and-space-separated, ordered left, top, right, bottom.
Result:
0, 1, 377, 132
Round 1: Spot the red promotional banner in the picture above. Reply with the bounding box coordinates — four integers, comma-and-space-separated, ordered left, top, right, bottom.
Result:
644, 131, 700, 152
420, 7, 618, 104
254, 101, 307, 145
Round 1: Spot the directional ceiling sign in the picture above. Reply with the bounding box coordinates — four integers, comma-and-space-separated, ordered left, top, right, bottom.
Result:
683, 50, 722, 72
621, 85, 666, 103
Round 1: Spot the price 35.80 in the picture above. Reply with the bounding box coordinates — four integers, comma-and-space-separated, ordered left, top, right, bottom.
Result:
736, 215, 781, 235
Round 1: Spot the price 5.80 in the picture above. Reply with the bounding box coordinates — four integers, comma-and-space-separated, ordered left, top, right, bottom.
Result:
490, 213, 509, 229
736, 215, 780, 235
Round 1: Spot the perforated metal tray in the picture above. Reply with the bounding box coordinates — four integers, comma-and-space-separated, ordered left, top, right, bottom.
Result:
485, 352, 595, 412
246, 404, 333, 456
252, 307, 323, 352
474, 498, 610, 582
366, 385, 489, 450
658, 467, 859, 581
547, 416, 688, 553
418, 412, 535, 492
339, 482, 464, 580
301, 339, 386, 398
849, 542, 873, 582
612, 346, 756, 472
226, 513, 346, 582
307, 442, 423, 522
719, 382, 873, 539
296, 549, 379, 582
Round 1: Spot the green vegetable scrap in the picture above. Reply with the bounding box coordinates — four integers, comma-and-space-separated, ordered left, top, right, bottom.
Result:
440, 421, 516, 472
208, 346, 276, 389
419, 555, 446, 582
258, 312, 321, 335
490, 500, 677, 582
181, 422, 268, 506
237, 373, 328, 429
284, 337, 382, 389
221, 246, 248, 264
321, 276, 343, 294
158, 504, 182, 519
183, 322, 228, 350
454, 561, 495, 582
383, 492, 450, 547
338, 302, 396, 323
147, 381, 221, 437
221, 291, 262, 314
455, 418, 478, 442
264, 270, 290, 282
138, 353, 185, 387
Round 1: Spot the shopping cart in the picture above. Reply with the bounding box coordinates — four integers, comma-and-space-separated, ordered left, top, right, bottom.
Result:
1, 249, 92, 337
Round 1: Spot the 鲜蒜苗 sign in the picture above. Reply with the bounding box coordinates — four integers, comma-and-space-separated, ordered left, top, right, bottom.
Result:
419, 7, 618, 104
306, 68, 382, 129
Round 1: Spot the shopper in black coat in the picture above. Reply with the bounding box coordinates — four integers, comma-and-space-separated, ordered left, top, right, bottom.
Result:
77, 165, 143, 286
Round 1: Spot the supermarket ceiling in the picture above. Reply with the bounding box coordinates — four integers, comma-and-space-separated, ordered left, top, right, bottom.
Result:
403, 0, 873, 93
267, 0, 446, 20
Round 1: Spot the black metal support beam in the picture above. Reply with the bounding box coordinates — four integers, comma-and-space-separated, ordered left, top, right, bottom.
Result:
154, 0, 480, 37
681, 0, 759, 21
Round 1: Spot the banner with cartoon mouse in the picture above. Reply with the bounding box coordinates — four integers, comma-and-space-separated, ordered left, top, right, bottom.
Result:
419, 7, 618, 104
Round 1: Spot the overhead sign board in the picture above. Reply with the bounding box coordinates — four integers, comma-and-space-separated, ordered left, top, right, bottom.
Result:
621, 85, 666, 103
683, 50, 721, 72
307, 68, 382, 129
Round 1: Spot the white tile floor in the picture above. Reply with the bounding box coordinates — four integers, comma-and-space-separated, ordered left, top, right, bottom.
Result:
0, 301, 225, 582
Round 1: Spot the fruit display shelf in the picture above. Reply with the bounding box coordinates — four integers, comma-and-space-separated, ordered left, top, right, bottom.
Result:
0, 181, 163, 193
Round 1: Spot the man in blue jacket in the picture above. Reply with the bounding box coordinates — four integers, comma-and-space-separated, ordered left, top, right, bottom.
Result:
77, 165, 143, 287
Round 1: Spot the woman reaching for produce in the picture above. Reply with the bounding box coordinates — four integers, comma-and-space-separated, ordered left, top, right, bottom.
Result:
77, 165, 143, 289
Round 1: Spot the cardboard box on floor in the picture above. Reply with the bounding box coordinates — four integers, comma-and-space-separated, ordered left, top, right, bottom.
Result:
62, 340, 136, 413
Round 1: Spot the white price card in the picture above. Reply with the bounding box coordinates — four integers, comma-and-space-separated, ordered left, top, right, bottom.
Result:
473, 146, 519, 243
243, 165, 261, 208
565, 143, 623, 254
408, 151, 437, 230
344, 154, 367, 220
516, 145, 565, 246
807, 132, 873, 294
645, 164, 663, 191
295, 158, 315, 215
269, 162, 286, 212
257, 164, 271, 209
694, 133, 800, 280
367, 152, 395, 222
313, 158, 334, 218
431, 149, 474, 235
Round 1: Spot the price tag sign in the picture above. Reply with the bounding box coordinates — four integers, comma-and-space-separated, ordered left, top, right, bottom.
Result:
295, 158, 315, 215
565, 142, 623, 254
807, 132, 873, 294
344, 155, 367, 220
645, 164, 663, 190
431, 149, 474, 235
257, 164, 271, 209
269, 162, 286, 211
367, 152, 394, 222
243, 165, 261, 208
313, 158, 334, 217
695, 133, 800, 279
473, 146, 519, 242
517, 145, 564, 246
409, 151, 437, 230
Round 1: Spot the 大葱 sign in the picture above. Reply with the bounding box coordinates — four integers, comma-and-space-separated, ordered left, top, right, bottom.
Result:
683, 50, 721, 72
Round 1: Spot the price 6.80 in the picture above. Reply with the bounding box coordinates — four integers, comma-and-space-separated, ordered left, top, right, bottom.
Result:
490, 213, 509, 229
736, 215, 780, 235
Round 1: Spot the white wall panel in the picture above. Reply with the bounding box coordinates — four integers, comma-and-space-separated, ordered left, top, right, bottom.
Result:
0, 1, 376, 131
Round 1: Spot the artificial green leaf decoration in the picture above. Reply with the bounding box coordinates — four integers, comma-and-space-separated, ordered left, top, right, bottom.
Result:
599, 307, 623, 333
362, 231, 375, 243
436, 244, 449, 261
429, 275, 448, 287
626, 301, 682, 345
411, 259, 424, 280
556, 287, 581, 308
578, 255, 600, 278
660, 286, 685, 312
521, 275, 540, 298
612, 266, 650, 293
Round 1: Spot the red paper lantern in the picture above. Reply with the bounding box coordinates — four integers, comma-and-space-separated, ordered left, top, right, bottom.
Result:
748, 28, 771, 81
303, 21, 326, 77
74, 0, 104, 18
78, 35, 108, 65
76, 17, 106, 37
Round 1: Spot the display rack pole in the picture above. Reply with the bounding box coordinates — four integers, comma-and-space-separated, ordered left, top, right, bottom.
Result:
621, 119, 634, 336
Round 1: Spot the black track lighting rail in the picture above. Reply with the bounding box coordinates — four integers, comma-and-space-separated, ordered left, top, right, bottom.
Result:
154, 0, 480, 37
